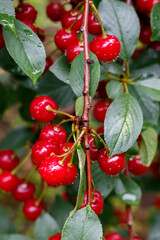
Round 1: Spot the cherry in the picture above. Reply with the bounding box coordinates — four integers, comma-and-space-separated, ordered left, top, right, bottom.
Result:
0, 171, 18, 192
43, 57, 54, 75
88, 12, 102, 36
136, 0, 149, 14
97, 126, 104, 135
92, 35, 121, 61
31, 141, 59, 166
23, 198, 44, 221
114, 208, 127, 224
154, 196, 160, 209
39, 124, 67, 145
49, 233, 61, 240
66, 39, 92, 62
125, 237, 142, 240
150, 41, 160, 51
65, 161, 77, 185
59, 142, 74, 161
21, 20, 37, 33
80, 189, 104, 216
146, 0, 160, 13
150, 161, 160, 179
54, 28, 77, 51
0, 25, 5, 50
16, 3, 37, 23
29, 96, 58, 122
36, 27, 45, 42
46, 2, 65, 22
128, 155, 149, 176
12, 178, 35, 202
97, 80, 108, 99
139, 24, 152, 45
89, 136, 98, 161
61, 10, 83, 32
132, 48, 144, 60
105, 232, 123, 240
0, 149, 19, 171
94, 100, 111, 122
98, 148, 126, 175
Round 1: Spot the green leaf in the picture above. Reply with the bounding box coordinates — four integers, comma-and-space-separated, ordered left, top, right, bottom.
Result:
0, 83, 6, 120
3, 20, 46, 84
98, 0, 140, 62
104, 93, 143, 156
35, 213, 59, 240
106, 80, 123, 99
92, 163, 115, 199
0, 0, 16, 35
62, 206, 103, 240
151, 2, 160, 41
140, 127, 158, 167
115, 175, 142, 205
102, 62, 123, 75
137, 78, 160, 101
0, 207, 15, 234
69, 51, 100, 98
75, 96, 92, 116
0, 235, 32, 240
50, 56, 70, 84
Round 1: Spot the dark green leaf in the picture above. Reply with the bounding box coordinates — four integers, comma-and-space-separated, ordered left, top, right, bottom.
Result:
115, 174, 142, 205
99, 0, 140, 62
127, 141, 139, 156
0, 207, 15, 234
151, 2, 160, 41
93, 0, 102, 7
62, 206, 103, 240
149, 212, 160, 240
137, 78, 160, 101
3, 20, 46, 84
102, 62, 123, 75
0, 83, 6, 120
104, 93, 143, 156
69, 51, 100, 98
106, 80, 123, 99
0, 235, 32, 240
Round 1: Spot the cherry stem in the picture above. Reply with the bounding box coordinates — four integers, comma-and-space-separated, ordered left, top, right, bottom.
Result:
67, 6, 84, 31
36, 181, 48, 205
44, 40, 54, 46
46, 105, 75, 119
90, 129, 109, 151
11, 150, 31, 175
65, 129, 77, 147
57, 118, 73, 128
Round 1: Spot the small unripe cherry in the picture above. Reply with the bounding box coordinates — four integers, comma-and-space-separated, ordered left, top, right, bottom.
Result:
21, 20, 37, 33
0, 149, 19, 171
105, 232, 123, 240
89, 136, 99, 161
43, 57, 54, 75
128, 155, 149, 176
54, 28, 77, 51
46, 2, 65, 22
49, 233, 61, 240
61, 9, 83, 32
88, 12, 102, 36
16, 3, 37, 23
23, 198, 44, 221
0, 171, 19, 192
29, 96, 58, 122
94, 100, 111, 122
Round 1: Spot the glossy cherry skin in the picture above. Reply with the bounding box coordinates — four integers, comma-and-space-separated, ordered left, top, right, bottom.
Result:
43, 57, 54, 75
47, 2, 65, 22
0, 171, 19, 192
16, 3, 37, 23
12, 179, 35, 202
61, 10, 83, 32
88, 12, 101, 36
31, 141, 59, 166
59, 142, 74, 161
94, 100, 111, 122
23, 198, 44, 221
97, 126, 104, 135
49, 233, 61, 240
0, 149, 19, 171
80, 190, 104, 216
125, 237, 142, 240
139, 24, 152, 45
146, 0, 160, 13
97, 80, 108, 99
98, 148, 126, 175
89, 136, 98, 161
128, 155, 149, 176
54, 28, 77, 51
0, 26, 5, 50
21, 20, 37, 33
36, 27, 45, 42
29, 96, 58, 122
92, 35, 121, 61
39, 124, 67, 145
105, 232, 123, 240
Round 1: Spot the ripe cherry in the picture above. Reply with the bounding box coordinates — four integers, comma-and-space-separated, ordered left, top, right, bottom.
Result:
16, 3, 37, 23
146, 0, 160, 14
97, 126, 104, 135
12, 179, 35, 202
31, 141, 59, 166
150, 41, 160, 51
21, 20, 37, 33
154, 196, 160, 209
97, 80, 108, 99
128, 155, 149, 176
36, 27, 45, 42
94, 100, 111, 122
0, 26, 5, 50
92, 35, 121, 61
49, 233, 61, 240
54, 28, 77, 51
23, 198, 44, 221
46, 2, 65, 22
43, 57, 54, 75
80, 189, 104, 216
98, 148, 126, 175
125, 237, 142, 240
114, 208, 127, 224
89, 136, 98, 161
105, 232, 123, 240
139, 24, 152, 45
0, 171, 18, 192
136, 0, 149, 14
0, 149, 19, 171
39, 124, 67, 145
29, 96, 58, 122
61, 10, 83, 32
59, 142, 74, 161
88, 12, 102, 36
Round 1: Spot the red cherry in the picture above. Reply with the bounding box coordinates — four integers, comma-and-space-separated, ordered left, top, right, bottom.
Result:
128, 155, 149, 176
49, 233, 61, 240
139, 24, 152, 45
80, 190, 104, 216
150, 41, 160, 51
16, 3, 37, 23
29, 96, 58, 122
92, 35, 121, 61
65, 162, 77, 185
114, 208, 127, 224
0, 149, 19, 171
97, 126, 104, 135
0, 171, 19, 192
94, 100, 111, 122
136, 0, 149, 14
46, 2, 65, 22
31, 141, 59, 166
61, 10, 83, 32
59, 142, 74, 161
23, 198, 44, 221
88, 12, 102, 36
154, 196, 160, 209
21, 20, 37, 33
105, 232, 123, 240
97, 80, 108, 99
125, 237, 142, 240
98, 148, 126, 175
36, 27, 45, 42
89, 136, 98, 161
132, 48, 144, 60
43, 57, 54, 75
12, 178, 35, 201
54, 28, 77, 51
146, 0, 160, 13
0, 26, 5, 50
150, 161, 160, 179
39, 124, 67, 145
